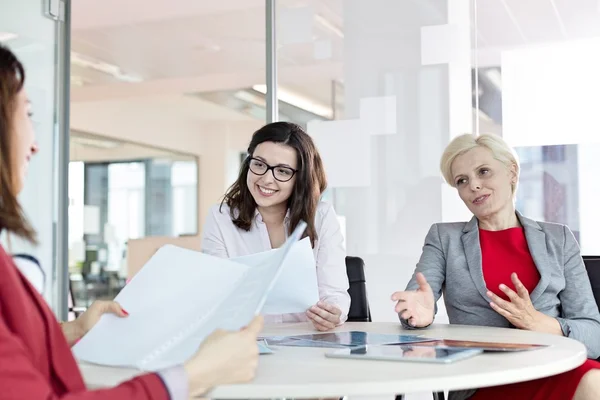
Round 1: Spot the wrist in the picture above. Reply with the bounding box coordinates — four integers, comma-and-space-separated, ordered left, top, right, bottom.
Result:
62, 320, 85, 344
183, 359, 214, 397
529, 311, 562, 335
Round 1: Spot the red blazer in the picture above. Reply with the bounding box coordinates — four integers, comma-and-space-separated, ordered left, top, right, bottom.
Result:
0, 245, 169, 400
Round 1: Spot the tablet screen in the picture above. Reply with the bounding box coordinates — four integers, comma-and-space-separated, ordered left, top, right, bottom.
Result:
263, 331, 437, 348
326, 344, 482, 363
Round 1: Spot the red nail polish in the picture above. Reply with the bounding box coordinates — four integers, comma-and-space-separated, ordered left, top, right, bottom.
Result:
122, 309, 129, 316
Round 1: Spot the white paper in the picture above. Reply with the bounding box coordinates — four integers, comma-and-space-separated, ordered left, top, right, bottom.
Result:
307, 120, 371, 187
83, 205, 100, 235
73, 223, 307, 371
140, 223, 306, 371
232, 237, 318, 315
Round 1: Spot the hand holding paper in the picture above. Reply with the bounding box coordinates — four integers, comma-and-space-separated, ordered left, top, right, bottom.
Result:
307, 301, 342, 331
183, 316, 264, 398
73, 222, 307, 371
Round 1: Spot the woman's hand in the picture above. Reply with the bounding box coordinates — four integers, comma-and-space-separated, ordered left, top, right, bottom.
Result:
306, 301, 342, 331
184, 316, 263, 397
487, 272, 562, 335
61, 300, 128, 346
391, 272, 435, 328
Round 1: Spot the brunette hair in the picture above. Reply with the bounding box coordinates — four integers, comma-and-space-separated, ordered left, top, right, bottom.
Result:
221, 122, 326, 245
0, 45, 36, 243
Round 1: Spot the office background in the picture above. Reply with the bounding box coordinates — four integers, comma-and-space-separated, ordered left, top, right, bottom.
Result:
2, 0, 600, 325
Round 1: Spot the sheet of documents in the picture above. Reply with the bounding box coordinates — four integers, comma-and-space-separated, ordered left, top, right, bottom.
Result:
232, 237, 319, 315
73, 223, 307, 371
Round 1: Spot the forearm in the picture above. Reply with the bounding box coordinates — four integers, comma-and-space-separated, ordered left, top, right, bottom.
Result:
60, 321, 84, 347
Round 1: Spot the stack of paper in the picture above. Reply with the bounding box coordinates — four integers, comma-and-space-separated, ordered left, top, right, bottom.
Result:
73, 222, 310, 371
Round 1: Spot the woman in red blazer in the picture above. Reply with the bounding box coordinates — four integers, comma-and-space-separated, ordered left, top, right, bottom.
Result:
0, 45, 263, 400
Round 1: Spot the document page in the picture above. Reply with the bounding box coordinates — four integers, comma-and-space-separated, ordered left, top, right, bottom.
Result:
232, 237, 319, 314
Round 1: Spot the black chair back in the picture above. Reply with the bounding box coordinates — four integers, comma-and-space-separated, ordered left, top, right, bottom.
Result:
345, 256, 372, 322
582, 256, 600, 311
582, 256, 600, 362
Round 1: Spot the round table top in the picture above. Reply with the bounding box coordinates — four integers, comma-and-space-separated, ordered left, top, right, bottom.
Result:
79, 322, 588, 399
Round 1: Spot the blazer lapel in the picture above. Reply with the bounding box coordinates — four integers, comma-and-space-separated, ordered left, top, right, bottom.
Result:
461, 216, 491, 302
517, 212, 551, 303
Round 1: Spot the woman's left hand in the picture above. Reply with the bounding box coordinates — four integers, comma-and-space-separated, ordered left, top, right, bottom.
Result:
62, 301, 128, 345
487, 273, 559, 333
306, 301, 342, 331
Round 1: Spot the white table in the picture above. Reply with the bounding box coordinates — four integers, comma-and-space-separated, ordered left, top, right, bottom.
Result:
79, 322, 588, 399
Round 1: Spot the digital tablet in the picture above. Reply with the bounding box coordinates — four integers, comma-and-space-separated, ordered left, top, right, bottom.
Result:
263, 331, 437, 348
429, 339, 548, 352
325, 344, 483, 364
257, 339, 274, 354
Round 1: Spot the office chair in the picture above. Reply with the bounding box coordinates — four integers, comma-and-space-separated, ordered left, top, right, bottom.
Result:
582, 256, 600, 362
345, 256, 372, 322
582, 256, 600, 310
345, 257, 445, 400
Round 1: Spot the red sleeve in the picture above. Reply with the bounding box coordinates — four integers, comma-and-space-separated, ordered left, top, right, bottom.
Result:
0, 304, 170, 400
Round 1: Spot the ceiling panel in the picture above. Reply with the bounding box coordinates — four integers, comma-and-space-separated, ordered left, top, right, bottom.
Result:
72, 0, 264, 30
553, 0, 600, 39
475, 0, 526, 48
505, 0, 564, 43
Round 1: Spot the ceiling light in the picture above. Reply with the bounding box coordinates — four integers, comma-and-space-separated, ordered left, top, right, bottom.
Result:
314, 14, 344, 39
0, 32, 18, 42
252, 84, 333, 118
234, 90, 266, 107
71, 52, 143, 83
71, 136, 121, 149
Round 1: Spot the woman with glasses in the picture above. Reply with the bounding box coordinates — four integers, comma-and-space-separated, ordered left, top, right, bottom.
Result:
202, 122, 350, 331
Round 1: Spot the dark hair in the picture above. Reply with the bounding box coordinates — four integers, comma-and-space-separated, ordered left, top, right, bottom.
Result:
0, 45, 36, 243
221, 122, 327, 246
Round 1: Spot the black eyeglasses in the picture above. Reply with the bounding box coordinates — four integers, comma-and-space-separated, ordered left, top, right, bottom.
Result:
248, 158, 297, 182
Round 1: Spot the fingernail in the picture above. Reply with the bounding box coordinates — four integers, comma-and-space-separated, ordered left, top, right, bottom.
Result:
499, 284, 506, 290
122, 309, 129, 316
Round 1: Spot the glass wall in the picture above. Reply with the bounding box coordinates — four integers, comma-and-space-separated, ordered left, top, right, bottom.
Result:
276, 0, 473, 325
0, 0, 69, 313
68, 131, 199, 307
273, 1, 600, 332
68, 1, 265, 310
472, 2, 600, 255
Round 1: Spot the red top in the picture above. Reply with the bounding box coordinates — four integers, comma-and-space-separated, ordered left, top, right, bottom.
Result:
480, 227, 541, 298
475, 227, 599, 400
0, 245, 169, 400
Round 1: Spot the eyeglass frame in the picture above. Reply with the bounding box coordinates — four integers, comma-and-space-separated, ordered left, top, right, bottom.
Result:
248, 157, 298, 182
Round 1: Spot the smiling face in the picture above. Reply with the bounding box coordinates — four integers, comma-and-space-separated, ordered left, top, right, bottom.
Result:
11, 89, 38, 195
246, 141, 298, 212
451, 146, 517, 221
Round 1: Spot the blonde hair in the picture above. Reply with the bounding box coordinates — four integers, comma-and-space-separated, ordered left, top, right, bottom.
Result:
440, 133, 520, 194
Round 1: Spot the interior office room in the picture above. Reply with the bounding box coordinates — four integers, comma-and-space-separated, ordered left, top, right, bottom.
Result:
1, 0, 600, 399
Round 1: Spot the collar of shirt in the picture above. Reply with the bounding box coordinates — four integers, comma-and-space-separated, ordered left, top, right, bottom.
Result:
254, 208, 291, 225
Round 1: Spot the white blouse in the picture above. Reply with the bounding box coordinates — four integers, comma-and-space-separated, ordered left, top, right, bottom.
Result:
201, 201, 350, 324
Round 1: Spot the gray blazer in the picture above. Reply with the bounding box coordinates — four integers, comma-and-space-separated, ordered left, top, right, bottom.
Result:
403, 212, 600, 359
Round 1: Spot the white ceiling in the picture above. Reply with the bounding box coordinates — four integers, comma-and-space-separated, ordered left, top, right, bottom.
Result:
70, 0, 600, 107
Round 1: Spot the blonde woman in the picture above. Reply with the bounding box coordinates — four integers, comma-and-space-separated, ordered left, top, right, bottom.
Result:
391, 133, 600, 400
